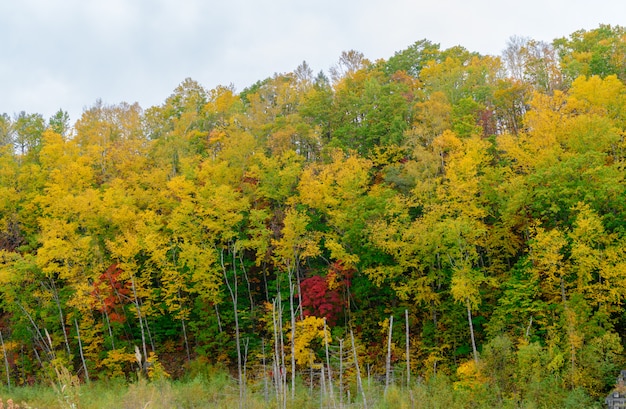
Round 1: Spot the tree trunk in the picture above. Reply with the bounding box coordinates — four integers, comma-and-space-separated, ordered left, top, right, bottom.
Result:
262, 339, 268, 403
181, 318, 190, 362
74, 318, 90, 383
339, 338, 344, 409
323, 318, 335, 405
49, 279, 72, 358
405, 309, 410, 388
129, 273, 147, 367
288, 267, 296, 401
101, 300, 115, 350
385, 315, 393, 394
221, 246, 243, 407
271, 298, 282, 406
466, 300, 478, 364
0, 331, 10, 388
350, 329, 367, 409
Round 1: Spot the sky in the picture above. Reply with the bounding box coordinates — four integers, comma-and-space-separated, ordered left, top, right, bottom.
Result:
1, 0, 626, 123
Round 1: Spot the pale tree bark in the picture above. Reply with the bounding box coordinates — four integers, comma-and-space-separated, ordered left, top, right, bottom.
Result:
0, 331, 10, 388
466, 300, 478, 364
74, 318, 89, 383
129, 273, 147, 368
221, 245, 244, 408
350, 329, 367, 409
405, 309, 410, 388
385, 315, 393, 394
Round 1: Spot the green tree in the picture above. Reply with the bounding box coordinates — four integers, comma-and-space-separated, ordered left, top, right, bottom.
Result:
13, 111, 45, 159
555, 24, 626, 83
48, 109, 71, 138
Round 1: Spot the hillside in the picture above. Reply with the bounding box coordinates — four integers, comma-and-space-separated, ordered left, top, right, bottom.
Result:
1, 24, 626, 407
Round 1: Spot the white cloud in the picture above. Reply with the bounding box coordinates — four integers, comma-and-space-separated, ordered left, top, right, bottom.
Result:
1, 0, 625, 122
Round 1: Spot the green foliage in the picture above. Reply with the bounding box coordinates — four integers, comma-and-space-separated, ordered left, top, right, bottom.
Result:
0, 25, 625, 407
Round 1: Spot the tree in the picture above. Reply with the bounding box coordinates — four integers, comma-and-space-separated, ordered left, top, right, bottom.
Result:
273, 207, 320, 397
503, 36, 563, 93
0, 114, 12, 147
13, 111, 45, 158
384, 39, 441, 77
555, 24, 626, 83
48, 110, 71, 138
329, 50, 370, 83
329, 66, 413, 155
74, 101, 146, 182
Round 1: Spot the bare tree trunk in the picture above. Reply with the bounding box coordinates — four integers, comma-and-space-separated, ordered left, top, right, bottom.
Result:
272, 299, 282, 406
32, 347, 44, 371
350, 329, 367, 409
309, 352, 314, 395
320, 362, 326, 409
324, 318, 335, 406
221, 246, 243, 408
239, 253, 254, 314
405, 309, 410, 388
288, 267, 296, 401
101, 299, 115, 350
48, 279, 71, 358
243, 337, 249, 398
339, 338, 344, 409
0, 331, 10, 388
177, 289, 191, 362
17, 303, 52, 359
466, 300, 478, 364
525, 316, 533, 340
295, 261, 304, 321
74, 318, 89, 383
143, 312, 156, 353
262, 339, 268, 404
181, 317, 191, 362
214, 304, 223, 333
278, 295, 287, 409
385, 315, 393, 394
129, 273, 147, 366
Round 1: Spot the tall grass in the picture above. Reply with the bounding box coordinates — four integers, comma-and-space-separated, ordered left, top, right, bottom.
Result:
0, 368, 605, 409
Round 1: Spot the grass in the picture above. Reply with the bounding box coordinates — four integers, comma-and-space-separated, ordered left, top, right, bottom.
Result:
0, 369, 606, 409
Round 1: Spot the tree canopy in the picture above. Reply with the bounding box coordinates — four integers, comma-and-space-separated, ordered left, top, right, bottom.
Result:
1, 24, 626, 405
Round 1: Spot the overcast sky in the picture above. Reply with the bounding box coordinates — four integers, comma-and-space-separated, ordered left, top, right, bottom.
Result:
2, 0, 625, 123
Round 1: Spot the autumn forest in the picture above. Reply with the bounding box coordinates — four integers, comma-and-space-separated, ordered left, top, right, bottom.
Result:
1, 24, 626, 408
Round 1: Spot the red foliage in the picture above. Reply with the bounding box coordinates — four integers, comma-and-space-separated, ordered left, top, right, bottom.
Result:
91, 264, 131, 323
300, 261, 354, 326
300, 276, 342, 326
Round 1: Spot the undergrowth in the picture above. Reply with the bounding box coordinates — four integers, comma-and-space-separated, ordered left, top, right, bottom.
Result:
0, 369, 605, 409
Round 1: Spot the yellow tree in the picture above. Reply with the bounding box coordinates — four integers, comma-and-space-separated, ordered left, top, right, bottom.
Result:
0, 144, 23, 252
438, 132, 490, 364
74, 101, 146, 183
272, 207, 320, 396
297, 150, 372, 267
369, 130, 491, 364
34, 130, 105, 369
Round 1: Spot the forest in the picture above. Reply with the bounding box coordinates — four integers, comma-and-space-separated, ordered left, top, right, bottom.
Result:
1, 24, 626, 408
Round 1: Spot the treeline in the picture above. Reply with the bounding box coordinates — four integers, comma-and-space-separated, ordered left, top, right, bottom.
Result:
1, 24, 626, 405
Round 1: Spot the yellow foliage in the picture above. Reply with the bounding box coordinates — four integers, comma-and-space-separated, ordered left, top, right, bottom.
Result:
324, 238, 359, 267
528, 224, 574, 306
98, 348, 138, 378
292, 316, 329, 367
569, 75, 626, 116
450, 264, 485, 310
273, 207, 320, 271
326, 270, 340, 291
146, 352, 170, 381
454, 359, 487, 390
